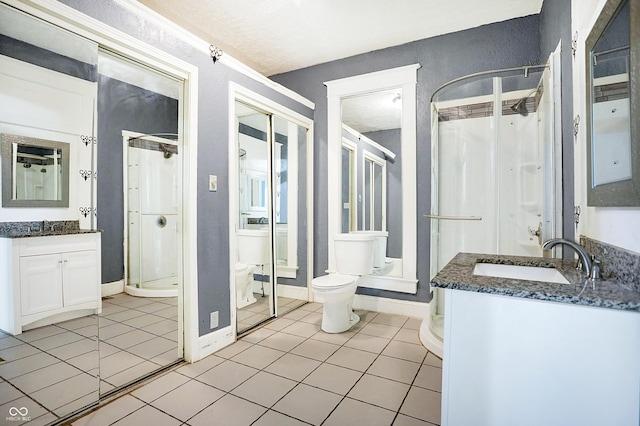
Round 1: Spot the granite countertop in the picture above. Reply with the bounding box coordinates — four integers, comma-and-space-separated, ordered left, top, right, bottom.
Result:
0, 220, 101, 238
431, 252, 640, 312
0, 229, 101, 238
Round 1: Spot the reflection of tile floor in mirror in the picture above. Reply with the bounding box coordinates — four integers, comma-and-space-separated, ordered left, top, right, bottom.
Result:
72, 304, 442, 426
236, 293, 306, 333
0, 316, 100, 425
0, 293, 181, 425
98, 293, 180, 394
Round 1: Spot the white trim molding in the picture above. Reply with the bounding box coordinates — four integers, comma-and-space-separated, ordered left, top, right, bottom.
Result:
101, 280, 125, 298
195, 325, 235, 361
111, 0, 314, 110
343, 123, 396, 159
353, 294, 427, 318
325, 64, 420, 293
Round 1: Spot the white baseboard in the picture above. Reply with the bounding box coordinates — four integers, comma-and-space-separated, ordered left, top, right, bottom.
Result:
101, 280, 124, 297
352, 294, 428, 318
277, 284, 310, 300
193, 325, 235, 361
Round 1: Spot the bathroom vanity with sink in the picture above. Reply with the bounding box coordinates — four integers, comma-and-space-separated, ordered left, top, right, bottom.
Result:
432, 253, 640, 426
0, 221, 101, 335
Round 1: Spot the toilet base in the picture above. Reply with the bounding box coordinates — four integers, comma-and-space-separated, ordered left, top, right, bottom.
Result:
321, 303, 360, 333
237, 293, 257, 309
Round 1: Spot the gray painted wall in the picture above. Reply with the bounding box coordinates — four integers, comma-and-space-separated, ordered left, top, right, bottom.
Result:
271, 15, 542, 303
59, 0, 313, 336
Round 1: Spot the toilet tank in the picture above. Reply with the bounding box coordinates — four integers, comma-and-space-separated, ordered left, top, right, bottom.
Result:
333, 233, 376, 275
350, 231, 388, 268
237, 229, 269, 265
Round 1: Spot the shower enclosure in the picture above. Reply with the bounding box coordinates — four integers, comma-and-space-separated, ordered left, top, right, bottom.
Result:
422, 55, 563, 357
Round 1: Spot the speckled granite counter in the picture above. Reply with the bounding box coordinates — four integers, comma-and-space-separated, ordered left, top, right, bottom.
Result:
431, 252, 640, 312
0, 220, 100, 238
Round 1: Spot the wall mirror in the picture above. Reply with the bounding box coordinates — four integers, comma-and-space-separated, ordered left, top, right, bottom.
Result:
1, 133, 70, 207
585, 0, 640, 205
326, 64, 419, 294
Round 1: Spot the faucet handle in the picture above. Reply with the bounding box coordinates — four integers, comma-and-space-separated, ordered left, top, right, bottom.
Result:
589, 257, 602, 281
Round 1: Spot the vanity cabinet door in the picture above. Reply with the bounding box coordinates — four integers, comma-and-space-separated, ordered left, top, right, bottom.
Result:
62, 250, 98, 306
19, 254, 63, 315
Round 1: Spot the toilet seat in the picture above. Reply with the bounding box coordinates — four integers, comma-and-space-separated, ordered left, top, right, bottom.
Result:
312, 273, 357, 290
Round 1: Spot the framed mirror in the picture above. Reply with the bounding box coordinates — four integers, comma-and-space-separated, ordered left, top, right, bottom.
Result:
326, 64, 419, 294
1, 133, 70, 207
585, 0, 640, 206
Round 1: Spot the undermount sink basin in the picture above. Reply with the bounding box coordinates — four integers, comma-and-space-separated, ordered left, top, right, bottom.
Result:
473, 263, 569, 284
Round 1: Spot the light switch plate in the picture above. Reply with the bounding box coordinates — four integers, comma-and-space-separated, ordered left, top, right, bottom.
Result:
209, 175, 217, 191
210, 311, 219, 329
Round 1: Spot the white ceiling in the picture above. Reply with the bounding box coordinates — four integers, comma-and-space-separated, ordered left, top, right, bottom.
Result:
137, 0, 543, 76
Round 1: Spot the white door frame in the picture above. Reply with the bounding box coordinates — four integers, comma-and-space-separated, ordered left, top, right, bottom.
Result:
362, 150, 387, 232
5, 0, 201, 362
341, 138, 358, 231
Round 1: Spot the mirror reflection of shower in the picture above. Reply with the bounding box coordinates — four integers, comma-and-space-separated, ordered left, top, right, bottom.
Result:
124, 132, 180, 298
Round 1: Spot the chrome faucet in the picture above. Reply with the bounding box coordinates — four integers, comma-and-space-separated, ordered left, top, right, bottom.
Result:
542, 238, 592, 277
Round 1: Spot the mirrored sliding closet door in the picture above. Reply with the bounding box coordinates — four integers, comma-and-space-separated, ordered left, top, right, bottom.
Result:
234, 99, 310, 335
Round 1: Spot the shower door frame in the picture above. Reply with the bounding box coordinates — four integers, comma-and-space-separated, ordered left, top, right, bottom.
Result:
228, 82, 314, 337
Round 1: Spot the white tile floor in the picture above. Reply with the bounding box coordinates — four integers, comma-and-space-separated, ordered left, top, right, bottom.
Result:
0, 293, 182, 425
98, 294, 180, 393
0, 318, 99, 426
236, 291, 306, 333
72, 303, 442, 426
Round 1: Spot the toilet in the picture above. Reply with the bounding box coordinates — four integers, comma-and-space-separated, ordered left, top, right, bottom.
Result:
235, 262, 257, 308
312, 233, 377, 333
350, 230, 388, 269
236, 229, 269, 309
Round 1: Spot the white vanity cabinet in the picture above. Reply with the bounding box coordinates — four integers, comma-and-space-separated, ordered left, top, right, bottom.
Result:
441, 289, 640, 426
0, 233, 101, 335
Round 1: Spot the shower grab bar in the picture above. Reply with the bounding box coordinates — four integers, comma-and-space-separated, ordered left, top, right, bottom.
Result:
424, 214, 482, 221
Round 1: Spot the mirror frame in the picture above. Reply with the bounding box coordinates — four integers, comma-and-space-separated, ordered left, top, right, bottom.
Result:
325, 64, 420, 294
1, 133, 70, 207
585, 0, 640, 206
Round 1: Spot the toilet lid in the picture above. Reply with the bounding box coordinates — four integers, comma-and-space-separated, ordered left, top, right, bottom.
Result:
312, 273, 356, 289
236, 262, 248, 272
